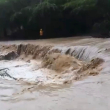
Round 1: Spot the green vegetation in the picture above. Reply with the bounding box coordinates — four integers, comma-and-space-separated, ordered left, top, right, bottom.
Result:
0, 0, 110, 40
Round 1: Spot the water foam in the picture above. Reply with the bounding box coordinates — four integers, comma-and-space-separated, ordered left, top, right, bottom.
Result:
0, 44, 108, 85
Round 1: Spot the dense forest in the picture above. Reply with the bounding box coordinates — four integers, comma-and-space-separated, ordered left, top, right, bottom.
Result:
0, 0, 110, 40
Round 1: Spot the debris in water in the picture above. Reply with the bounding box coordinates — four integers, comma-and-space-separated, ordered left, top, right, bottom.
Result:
0, 68, 17, 80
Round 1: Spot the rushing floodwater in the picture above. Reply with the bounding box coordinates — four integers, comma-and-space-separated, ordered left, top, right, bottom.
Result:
1, 37, 110, 110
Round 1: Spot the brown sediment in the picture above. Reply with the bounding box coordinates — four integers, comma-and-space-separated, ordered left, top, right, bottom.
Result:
42, 53, 82, 73
74, 58, 104, 81
41, 53, 104, 84
17, 44, 52, 60
0, 45, 17, 55
0, 44, 104, 84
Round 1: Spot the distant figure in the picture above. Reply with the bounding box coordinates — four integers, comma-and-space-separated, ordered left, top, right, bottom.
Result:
40, 29, 43, 36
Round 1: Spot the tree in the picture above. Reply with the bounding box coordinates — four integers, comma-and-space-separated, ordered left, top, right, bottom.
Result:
0, 0, 110, 39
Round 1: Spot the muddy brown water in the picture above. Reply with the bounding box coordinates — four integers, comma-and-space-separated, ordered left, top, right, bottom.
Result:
0, 37, 110, 110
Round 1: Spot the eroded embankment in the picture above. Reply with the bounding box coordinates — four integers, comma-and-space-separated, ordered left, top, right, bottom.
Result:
0, 44, 104, 85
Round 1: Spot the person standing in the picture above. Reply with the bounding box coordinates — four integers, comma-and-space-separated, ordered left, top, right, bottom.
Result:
40, 29, 43, 37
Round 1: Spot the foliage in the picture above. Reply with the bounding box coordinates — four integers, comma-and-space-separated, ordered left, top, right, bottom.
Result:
0, 0, 110, 39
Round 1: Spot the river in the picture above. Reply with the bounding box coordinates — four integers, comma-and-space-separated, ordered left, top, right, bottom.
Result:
0, 37, 110, 110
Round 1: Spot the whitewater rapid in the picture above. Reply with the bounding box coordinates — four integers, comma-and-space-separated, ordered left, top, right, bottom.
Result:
1, 37, 110, 110
0, 37, 109, 85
